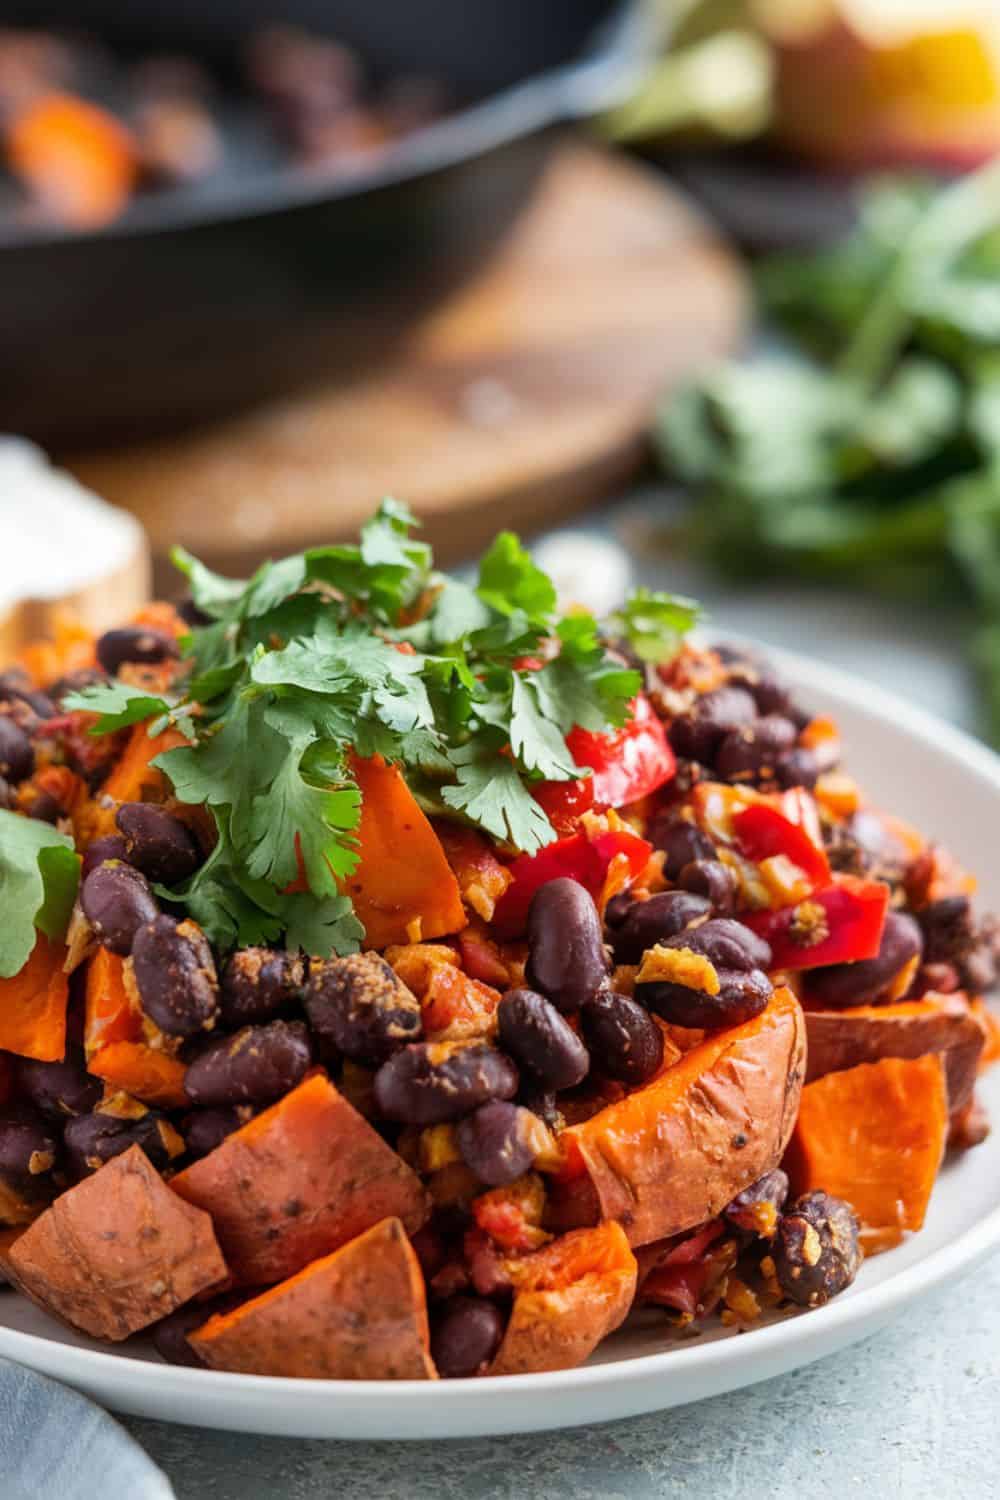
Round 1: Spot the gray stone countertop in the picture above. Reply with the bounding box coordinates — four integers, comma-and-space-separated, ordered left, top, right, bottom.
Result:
123, 494, 999, 1498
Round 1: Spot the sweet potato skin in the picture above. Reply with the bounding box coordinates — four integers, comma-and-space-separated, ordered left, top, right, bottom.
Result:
8, 1145, 227, 1340
804, 994, 984, 1115
171, 1073, 430, 1285
564, 987, 805, 1248
191, 1216, 437, 1379
489, 1222, 637, 1375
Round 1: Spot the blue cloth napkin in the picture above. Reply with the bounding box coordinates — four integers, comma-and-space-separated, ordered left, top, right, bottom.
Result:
0, 1358, 174, 1500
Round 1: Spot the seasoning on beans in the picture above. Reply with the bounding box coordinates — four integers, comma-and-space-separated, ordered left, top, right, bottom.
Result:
373, 1041, 518, 1126
115, 802, 202, 885
15, 1049, 101, 1121
132, 915, 220, 1037
456, 1100, 538, 1186
610, 890, 711, 965
305, 952, 422, 1066
676, 858, 737, 913
63, 1106, 184, 1177
219, 947, 306, 1029
183, 1020, 313, 1107
667, 685, 756, 765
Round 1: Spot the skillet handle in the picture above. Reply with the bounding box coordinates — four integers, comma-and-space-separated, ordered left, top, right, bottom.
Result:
557, 0, 674, 120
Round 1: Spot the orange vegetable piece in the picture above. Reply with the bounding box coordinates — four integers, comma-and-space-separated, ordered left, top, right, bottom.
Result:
0, 934, 68, 1063
971, 999, 1000, 1067
171, 1073, 429, 1285
562, 987, 806, 1248
88, 1041, 188, 1109
190, 1217, 437, 1379
17, 611, 95, 688
489, 1222, 637, 1375
84, 948, 136, 1058
87, 722, 188, 839
8, 1145, 226, 1341
7, 92, 138, 229
0, 1054, 13, 1108
341, 757, 464, 949
785, 1054, 949, 1254
434, 823, 512, 922
130, 601, 188, 640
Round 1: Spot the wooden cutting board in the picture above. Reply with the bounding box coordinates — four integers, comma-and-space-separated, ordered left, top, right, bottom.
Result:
69, 146, 747, 583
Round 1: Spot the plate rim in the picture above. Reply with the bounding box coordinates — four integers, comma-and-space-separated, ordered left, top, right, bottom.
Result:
2, 640, 999, 1421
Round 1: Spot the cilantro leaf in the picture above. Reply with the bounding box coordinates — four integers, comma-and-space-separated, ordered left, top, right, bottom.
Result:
244, 720, 361, 895
441, 745, 555, 853
171, 547, 246, 618
425, 578, 492, 644
62, 680, 176, 734
509, 674, 580, 780
477, 533, 557, 620
0, 811, 80, 976
278, 891, 364, 958
606, 589, 702, 666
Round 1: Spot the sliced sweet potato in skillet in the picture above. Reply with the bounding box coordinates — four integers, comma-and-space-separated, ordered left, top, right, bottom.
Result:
8, 1145, 226, 1340
171, 1073, 430, 1286
190, 1216, 437, 1379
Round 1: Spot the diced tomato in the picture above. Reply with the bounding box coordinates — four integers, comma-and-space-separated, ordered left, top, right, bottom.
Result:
492, 824, 653, 938
566, 694, 675, 809
742, 875, 890, 971
455, 927, 516, 990
732, 791, 830, 891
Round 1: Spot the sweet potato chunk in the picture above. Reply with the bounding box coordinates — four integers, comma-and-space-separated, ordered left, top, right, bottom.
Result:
8, 1145, 226, 1339
190, 1217, 436, 1379
489, 1222, 637, 1375
804, 994, 984, 1115
171, 1073, 430, 1285
0, 934, 69, 1063
562, 987, 805, 1248
786, 1055, 949, 1253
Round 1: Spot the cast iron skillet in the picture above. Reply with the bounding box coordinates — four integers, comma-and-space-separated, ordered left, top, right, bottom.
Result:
0, 0, 654, 448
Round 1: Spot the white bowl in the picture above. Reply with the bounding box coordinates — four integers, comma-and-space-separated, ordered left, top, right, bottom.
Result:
1, 643, 998, 1438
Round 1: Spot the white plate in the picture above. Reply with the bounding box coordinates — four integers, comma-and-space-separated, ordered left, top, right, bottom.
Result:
1, 644, 999, 1438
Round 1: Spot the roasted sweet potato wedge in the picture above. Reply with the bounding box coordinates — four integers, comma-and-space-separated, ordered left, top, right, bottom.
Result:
804, 993, 985, 1115
8, 1145, 226, 1339
190, 1216, 437, 1379
560, 987, 805, 1248
171, 1073, 430, 1285
489, 1221, 637, 1375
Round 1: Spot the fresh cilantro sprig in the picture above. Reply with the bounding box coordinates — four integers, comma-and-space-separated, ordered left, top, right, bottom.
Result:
0, 811, 80, 977
62, 504, 696, 957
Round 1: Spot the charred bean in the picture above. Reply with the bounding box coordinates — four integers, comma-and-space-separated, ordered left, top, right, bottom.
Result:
775, 747, 821, 791
497, 988, 589, 1091
648, 815, 716, 879
63, 1107, 182, 1176
220, 947, 305, 1028
81, 860, 159, 955
305, 952, 421, 1066
183, 1019, 313, 1106
806, 910, 922, 1009
0, 1109, 59, 1178
638, 966, 772, 1029
132, 915, 219, 1036
663, 917, 772, 973
431, 1296, 506, 1378
373, 1042, 518, 1127
609, 890, 711, 965
456, 1100, 536, 1187
16, 1049, 101, 1120
677, 859, 737, 913
579, 990, 663, 1086
715, 715, 797, 781
115, 802, 201, 884
771, 1191, 862, 1307
668, 686, 756, 764
0, 716, 33, 783
81, 835, 129, 880
724, 1168, 789, 1237
96, 626, 179, 675
182, 1105, 250, 1158
526, 878, 608, 1013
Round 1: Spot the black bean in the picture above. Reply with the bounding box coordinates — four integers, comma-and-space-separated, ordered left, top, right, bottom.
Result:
48, 666, 108, 703
96, 626, 179, 675
806, 910, 922, 1009
0, 716, 33, 783
373, 1042, 518, 1127
724, 1168, 789, 1237
152, 1290, 245, 1367
497, 988, 589, 1091
305, 953, 421, 1066
771, 1191, 862, 1307
115, 802, 201, 884
515, 1082, 561, 1129
183, 1019, 313, 1107
0, 1109, 60, 1179
0, 676, 54, 719
176, 596, 212, 628
132, 915, 220, 1037
609, 890, 712, 965
648, 815, 716, 879
182, 1105, 249, 1158
63, 1107, 182, 1176
603, 891, 633, 930
579, 990, 664, 1086
677, 859, 737, 913
456, 1100, 536, 1187
526, 879, 608, 1014
668, 686, 756, 764
746, 674, 796, 719
81, 834, 129, 880
916, 897, 974, 966
663, 917, 772, 973
219, 947, 305, 1028
431, 1295, 506, 1378
715, 715, 798, 782
27, 791, 63, 824
775, 747, 821, 791
638, 966, 773, 1029
81, 860, 159, 955
16, 1049, 101, 1121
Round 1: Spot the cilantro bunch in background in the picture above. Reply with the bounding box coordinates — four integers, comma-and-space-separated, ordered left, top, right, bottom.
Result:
66, 502, 696, 960
656, 159, 1000, 743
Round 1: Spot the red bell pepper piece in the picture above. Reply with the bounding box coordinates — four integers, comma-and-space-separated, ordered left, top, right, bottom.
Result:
732, 790, 830, 891
492, 825, 653, 938
741, 875, 890, 971
641, 1220, 726, 1316
566, 693, 675, 809
531, 775, 596, 834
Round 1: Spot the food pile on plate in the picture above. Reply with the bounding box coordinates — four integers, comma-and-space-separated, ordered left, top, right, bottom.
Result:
0, 503, 995, 1380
